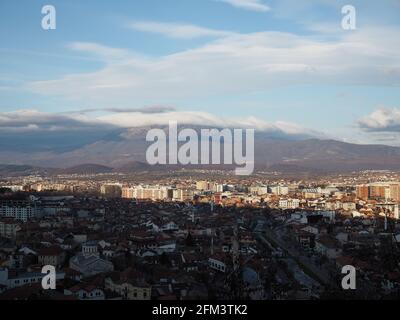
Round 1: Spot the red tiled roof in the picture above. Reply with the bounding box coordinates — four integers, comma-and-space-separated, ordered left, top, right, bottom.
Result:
38, 246, 63, 256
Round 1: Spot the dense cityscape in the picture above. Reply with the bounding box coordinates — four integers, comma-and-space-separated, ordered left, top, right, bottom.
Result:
2, 0, 400, 310
1, 169, 400, 300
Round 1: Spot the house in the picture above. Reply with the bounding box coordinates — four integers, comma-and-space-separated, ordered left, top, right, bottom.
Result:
296, 231, 315, 250
19, 247, 37, 256
181, 253, 200, 272
0, 267, 65, 289
65, 284, 105, 300
0, 283, 76, 300
301, 225, 319, 235
69, 241, 114, 277
335, 255, 354, 269
105, 268, 151, 300
0, 219, 21, 239
208, 255, 228, 273
38, 246, 66, 268
335, 232, 349, 244
160, 221, 179, 232
3, 253, 27, 269
157, 241, 176, 255
315, 236, 342, 259
63, 267, 83, 282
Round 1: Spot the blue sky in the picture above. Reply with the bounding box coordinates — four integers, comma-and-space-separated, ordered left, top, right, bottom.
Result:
1, 0, 400, 145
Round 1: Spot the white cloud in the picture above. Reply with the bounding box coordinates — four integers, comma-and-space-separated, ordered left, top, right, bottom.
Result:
0, 109, 106, 132
75, 106, 176, 114
67, 42, 131, 61
97, 110, 324, 138
0, 108, 324, 139
359, 107, 400, 132
26, 26, 400, 108
215, 0, 271, 12
128, 21, 233, 39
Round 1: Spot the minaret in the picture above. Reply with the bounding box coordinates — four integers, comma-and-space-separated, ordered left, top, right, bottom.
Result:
232, 225, 239, 272
384, 213, 388, 231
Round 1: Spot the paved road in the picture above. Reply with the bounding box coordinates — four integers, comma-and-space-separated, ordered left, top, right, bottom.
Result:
257, 229, 337, 288
257, 228, 379, 298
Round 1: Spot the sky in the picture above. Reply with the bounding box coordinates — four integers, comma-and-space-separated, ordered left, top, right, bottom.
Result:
1, 0, 400, 145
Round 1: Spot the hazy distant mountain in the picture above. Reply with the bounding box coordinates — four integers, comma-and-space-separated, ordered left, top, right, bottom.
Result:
113, 161, 154, 172
0, 164, 55, 177
255, 138, 400, 172
1, 126, 400, 174
57, 164, 114, 175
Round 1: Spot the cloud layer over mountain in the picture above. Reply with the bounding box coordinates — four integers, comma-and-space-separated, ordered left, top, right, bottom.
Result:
0, 108, 323, 137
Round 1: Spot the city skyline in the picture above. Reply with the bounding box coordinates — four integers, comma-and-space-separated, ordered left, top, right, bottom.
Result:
3, 0, 400, 305
1, 167, 400, 300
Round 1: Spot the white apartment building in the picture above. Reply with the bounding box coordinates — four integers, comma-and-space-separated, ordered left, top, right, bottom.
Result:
122, 187, 136, 199
212, 184, 224, 193
196, 181, 224, 193
279, 199, 300, 209
173, 189, 194, 202
302, 187, 323, 198
249, 186, 269, 196
0, 185, 24, 192
196, 181, 209, 191
0, 201, 39, 222
269, 185, 289, 196
122, 186, 171, 201
326, 201, 356, 211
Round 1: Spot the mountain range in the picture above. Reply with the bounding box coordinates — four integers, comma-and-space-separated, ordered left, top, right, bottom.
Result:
1, 125, 400, 175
